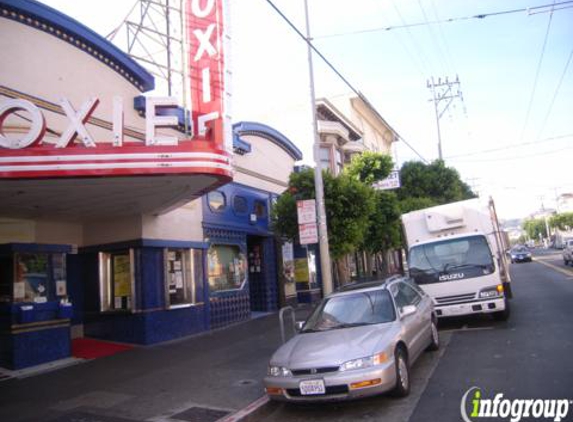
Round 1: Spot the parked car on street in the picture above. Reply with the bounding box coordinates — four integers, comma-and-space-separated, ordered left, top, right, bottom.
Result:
563, 239, 573, 266
509, 245, 532, 263
264, 277, 439, 402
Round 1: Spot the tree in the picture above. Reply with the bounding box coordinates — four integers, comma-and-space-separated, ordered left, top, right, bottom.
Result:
397, 160, 476, 212
345, 151, 393, 186
550, 212, 573, 231
346, 152, 403, 274
271, 167, 375, 259
362, 190, 402, 274
273, 152, 401, 284
523, 218, 548, 240
324, 171, 375, 259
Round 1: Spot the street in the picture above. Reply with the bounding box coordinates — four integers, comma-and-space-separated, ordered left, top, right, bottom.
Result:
253, 249, 573, 422
0, 249, 572, 422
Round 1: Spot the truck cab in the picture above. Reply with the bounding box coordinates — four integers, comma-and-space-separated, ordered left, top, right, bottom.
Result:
408, 233, 508, 319
402, 198, 511, 321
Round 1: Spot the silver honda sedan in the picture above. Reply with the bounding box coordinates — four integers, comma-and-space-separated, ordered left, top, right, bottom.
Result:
264, 277, 439, 401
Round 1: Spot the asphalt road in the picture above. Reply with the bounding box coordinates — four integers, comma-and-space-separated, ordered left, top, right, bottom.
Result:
255, 250, 573, 422
1, 249, 570, 422
409, 249, 573, 422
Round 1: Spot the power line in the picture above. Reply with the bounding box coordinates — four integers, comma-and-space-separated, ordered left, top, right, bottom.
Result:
367, 0, 427, 79
535, 46, 573, 140
428, 0, 457, 74
416, 0, 448, 75
450, 145, 573, 163
445, 133, 573, 158
518, 1, 556, 141
314, 1, 573, 39
264, 0, 430, 164
390, 0, 437, 77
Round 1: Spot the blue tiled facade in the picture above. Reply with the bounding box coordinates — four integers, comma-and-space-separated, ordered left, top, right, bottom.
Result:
203, 183, 280, 328
0, 243, 73, 369
77, 240, 211, 345
0, 0, 306, 372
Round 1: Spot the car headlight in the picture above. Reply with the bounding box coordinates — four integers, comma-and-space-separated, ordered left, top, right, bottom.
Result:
479, 285, 504, 298
268, 365, 292, 377
511, 254, 517, 259
340, 352, 388, 372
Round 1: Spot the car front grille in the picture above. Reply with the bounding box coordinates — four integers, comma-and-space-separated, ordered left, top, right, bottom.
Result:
435, 292, 476, 304
291, 366, 340, 376
286, 385, 349, 397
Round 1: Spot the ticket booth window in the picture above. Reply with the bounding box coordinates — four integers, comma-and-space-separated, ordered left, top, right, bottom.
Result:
165, 249, 202, 307
207, 245, 247, 294
99, 251, 134, 312
12, 253, 67, 303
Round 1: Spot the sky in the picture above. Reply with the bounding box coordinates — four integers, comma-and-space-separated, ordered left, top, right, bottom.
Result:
38, 0, 573, 220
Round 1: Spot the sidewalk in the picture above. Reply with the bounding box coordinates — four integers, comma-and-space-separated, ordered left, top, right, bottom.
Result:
0, 306, 312, 422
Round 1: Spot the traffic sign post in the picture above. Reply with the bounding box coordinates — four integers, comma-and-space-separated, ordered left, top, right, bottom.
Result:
297, 200, 318, 245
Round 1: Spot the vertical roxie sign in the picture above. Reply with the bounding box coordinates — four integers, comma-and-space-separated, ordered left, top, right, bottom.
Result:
187, 0, 231, 150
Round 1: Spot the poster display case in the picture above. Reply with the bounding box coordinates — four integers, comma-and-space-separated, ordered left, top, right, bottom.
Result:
0, 244, 71, 323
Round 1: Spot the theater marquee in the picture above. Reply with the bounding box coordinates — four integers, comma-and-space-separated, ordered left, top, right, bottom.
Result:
0, 0, 232, 181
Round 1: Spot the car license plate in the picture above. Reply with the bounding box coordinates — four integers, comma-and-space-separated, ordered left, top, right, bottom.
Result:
448, 304, 468, 315
299, 379, 326, 395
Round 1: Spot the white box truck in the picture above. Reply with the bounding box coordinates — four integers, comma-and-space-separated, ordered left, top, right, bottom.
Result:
401, 197, 511, 320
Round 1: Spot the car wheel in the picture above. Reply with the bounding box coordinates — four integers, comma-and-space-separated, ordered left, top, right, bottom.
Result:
391, 348, 410, 397
493, 298, 510, 322
426, 318, 440, 351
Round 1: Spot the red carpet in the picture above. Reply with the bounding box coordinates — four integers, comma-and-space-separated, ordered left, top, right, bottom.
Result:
72, 338, 134, 359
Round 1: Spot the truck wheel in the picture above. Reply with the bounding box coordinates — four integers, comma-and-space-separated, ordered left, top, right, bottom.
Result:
426, 317, 440, 351
391, 348, 410, 398
493, 299, 510, 322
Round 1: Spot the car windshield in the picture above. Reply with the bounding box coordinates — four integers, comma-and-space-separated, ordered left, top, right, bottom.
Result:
511, 246, 528, 253
302, 289, 395, 332
408, 235, 495, 285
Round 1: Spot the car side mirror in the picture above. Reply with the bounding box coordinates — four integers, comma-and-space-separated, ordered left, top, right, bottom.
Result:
295, 321, 305, 331
400, 305, 417, 318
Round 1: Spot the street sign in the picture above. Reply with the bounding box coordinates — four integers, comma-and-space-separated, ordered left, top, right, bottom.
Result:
297, 199, 317, 224
299, 222, 318, 245
373, 170, 401, 190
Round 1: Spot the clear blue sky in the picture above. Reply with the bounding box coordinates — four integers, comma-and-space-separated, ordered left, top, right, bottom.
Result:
40, 0, 573, 219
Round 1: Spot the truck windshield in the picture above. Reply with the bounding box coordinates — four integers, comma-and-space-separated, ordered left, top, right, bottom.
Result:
408, 235, 495, 285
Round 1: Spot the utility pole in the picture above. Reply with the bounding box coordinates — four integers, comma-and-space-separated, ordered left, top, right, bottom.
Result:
304, 0, 334, 296
427, 75, 463, 160
539, 196, 551, 241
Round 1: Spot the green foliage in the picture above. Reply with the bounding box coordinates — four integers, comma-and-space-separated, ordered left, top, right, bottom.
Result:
271, 192, 298, 242
323, 171, 375, 259
397, 197, 438, 214
363, 191, 402, 253
549, 212, 573, 231
523, 218, 548, 239
272, 167, 378, 259
397, 160, 476, 212
345, 151, 394, 185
